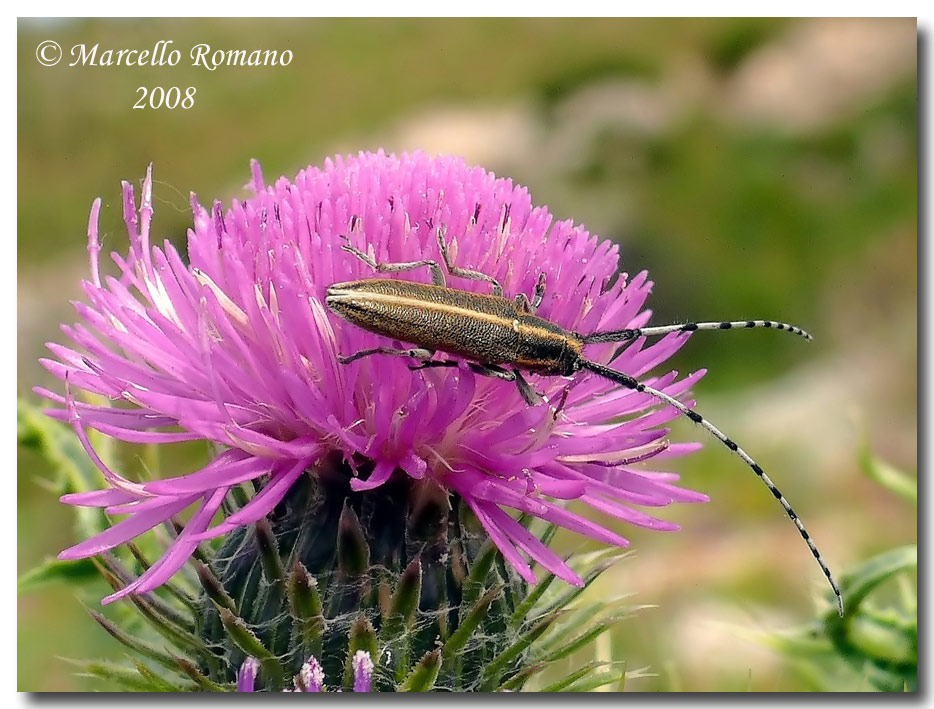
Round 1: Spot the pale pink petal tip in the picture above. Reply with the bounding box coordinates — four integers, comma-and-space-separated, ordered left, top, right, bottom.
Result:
301, 656, 325, 692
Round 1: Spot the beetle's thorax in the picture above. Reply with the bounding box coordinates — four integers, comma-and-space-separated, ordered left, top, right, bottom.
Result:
512, 313, 583, 375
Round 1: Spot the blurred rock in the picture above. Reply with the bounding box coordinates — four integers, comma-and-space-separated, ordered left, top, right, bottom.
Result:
721, 18, 916, 132
346, 100, 543, 175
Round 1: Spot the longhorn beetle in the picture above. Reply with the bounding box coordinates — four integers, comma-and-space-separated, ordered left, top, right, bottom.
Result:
325, 228, 844, 616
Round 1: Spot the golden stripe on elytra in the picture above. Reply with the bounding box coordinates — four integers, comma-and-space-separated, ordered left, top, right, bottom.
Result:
341, 288, 532, 331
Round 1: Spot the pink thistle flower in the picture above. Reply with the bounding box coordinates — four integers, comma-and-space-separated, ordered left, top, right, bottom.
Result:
38, 151, 707, 605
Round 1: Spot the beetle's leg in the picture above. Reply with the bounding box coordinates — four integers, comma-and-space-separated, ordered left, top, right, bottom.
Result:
468, 363, 516, 381
341, 237, 446, 286
465, 363, 542, 405
511, 368, 544, 406
338, 346, 435, 365
412, 360, 519, 375
437, 228, 504, 296
412, 360, 518, 377
530, 273, 547, 310
409, 359, 460, 371
515, 273, 547, 314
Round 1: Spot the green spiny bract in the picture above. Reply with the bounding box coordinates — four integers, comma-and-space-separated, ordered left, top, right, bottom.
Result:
75, 455, 636, 692
762, 545, 917, 693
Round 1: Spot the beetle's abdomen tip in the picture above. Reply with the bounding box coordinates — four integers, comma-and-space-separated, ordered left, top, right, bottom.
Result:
325, 282, 354, 299
324, 285, 350, 314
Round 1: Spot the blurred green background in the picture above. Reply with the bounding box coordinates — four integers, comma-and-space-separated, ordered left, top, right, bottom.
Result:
18, 18, 916, 691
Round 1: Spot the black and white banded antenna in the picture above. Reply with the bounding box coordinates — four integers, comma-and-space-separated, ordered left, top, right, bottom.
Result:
578, 319, 844, 617
581, 319, 813, 344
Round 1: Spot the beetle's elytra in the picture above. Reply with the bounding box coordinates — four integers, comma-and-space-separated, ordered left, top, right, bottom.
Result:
326, 278, 583, 376
325, 230, 843, 616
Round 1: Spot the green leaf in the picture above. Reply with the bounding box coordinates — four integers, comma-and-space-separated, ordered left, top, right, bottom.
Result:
69, 658, 195, 692
508, 567, 557, 630
533, 550, 630, 620
171, 655, 231, 691
95, 555, 195, 633
538, 660, 610, 692
398, 649, 441, 692
131, 659, 194, 692
859, 445, 916, 503
217, 606, 283, 689
17, 398, 110, 540
94, 558, 199, 642
762, 545, 918, 692
442, 584, 502, 664
479, 612, 562, 690
195, 560, 237, 614
537, 612, 633, 664
562, 666, 628, 692
337, 503, 370, 578
497, 661, 548, 691
757, 624, 836, 658
847, 611, 916, 667
287, 561, 325, 658
17, 556, 99, 592
839, 545, 916, 611
383, 558, 421, 682
86, 606, 184, 673
863, 662, 916, 692
387, 557, 422, 630
459, 539, 497, 616
535, 597, 641, 657
126, 592, 210, 656
254, 518, 286, 588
